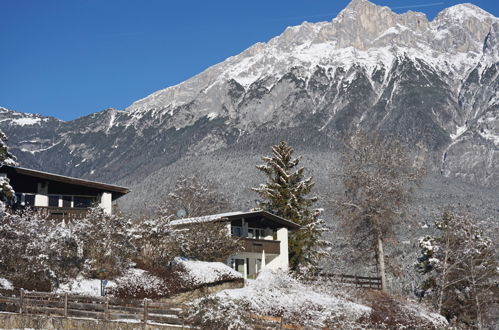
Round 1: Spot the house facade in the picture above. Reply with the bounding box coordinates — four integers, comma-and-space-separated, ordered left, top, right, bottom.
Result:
1, 165, 129, 219
170, 211, 301, 278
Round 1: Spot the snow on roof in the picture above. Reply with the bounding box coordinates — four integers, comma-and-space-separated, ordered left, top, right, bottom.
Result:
169, 210, 301, 229
169, 211, 245, 226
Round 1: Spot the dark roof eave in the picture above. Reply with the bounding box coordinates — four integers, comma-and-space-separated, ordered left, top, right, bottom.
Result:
4, 166, 130, 195
225, 210, 302, 230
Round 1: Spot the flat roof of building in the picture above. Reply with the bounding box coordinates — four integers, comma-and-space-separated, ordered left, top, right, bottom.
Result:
169, 210, 301, 230
1, 165, 130, 195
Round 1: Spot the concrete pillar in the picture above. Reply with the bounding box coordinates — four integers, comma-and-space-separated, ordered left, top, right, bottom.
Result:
34, 194, 48, 207
276, 227, 289, 270
99, 192, 112, 214
35, 182, 49, 207
241, 218, 248, 237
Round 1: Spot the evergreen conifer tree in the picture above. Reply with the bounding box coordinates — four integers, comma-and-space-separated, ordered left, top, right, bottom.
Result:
252, 141, 327, 272
0, 130, 18, 206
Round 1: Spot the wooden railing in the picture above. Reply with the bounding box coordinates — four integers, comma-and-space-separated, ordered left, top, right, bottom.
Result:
311, 273, 382, 290
34, 206, 89, 220
241, 238, 280, 254
0, 290, 186, 325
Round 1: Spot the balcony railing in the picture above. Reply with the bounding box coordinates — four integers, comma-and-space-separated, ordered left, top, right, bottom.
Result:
34, 206, 89, 221
241, 238, 280, 255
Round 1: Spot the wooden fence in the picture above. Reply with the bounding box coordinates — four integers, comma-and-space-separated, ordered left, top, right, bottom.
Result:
311, 273, 382, 290
0, 290, 187, 326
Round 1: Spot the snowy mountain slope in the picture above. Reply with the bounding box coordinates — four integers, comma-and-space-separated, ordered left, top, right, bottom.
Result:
0, 0, 497, 211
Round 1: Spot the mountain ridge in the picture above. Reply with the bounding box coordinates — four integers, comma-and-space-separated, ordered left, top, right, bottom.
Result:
0, 0, 497, 216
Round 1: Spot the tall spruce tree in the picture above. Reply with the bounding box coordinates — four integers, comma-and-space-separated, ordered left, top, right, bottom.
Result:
252, 141, 327, 272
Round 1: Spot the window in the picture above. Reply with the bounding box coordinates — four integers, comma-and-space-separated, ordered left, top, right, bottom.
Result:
14, 193, 22, 205
24, 194, 35, 206
13, 193, 35, 206
231, 226, 242, 237
62, 195, 72, 207
248, 227, 265, 239
49, 195, 59, 207
73, 196, 94, 208
235, 259, 245, 275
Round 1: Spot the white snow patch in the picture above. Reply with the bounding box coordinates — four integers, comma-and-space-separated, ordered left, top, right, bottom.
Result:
169, 211, 245, 226
107, 112, 116, 133
10, 117, 41, 126
57, 277, 116, 296
450, 124, 467, 140
0, 277, 13, 290
478, 129, 499, 146
175, 257, 242, 285
207, 112, 218, 120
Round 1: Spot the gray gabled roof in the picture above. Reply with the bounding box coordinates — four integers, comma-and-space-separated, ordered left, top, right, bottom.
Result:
169, 210, 301, 230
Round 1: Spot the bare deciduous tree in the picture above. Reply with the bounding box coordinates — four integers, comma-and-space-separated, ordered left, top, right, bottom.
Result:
156, 175, 230, 218
333, 131, 424, 291
135, 175, 240, 267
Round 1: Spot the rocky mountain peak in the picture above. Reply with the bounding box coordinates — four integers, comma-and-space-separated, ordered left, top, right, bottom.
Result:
483, 22, 499, 59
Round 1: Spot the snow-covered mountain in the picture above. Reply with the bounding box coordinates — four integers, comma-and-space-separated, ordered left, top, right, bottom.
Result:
1, 0, 498, 213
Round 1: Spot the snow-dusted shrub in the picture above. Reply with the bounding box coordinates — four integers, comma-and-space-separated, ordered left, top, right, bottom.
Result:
75, 207, 135, 278
0, 209, 84, 291
109, 258, 242, 300
0, 207, 135, 291
357, 290, 447, 329
107, 268, 171, 299
415, 210, 498, 328
0, 209, 54, 291
188, 269, 371, 329
133, 217, 242, 267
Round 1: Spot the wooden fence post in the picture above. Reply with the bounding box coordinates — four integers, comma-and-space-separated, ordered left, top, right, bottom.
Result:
104, 297, 109, 320
19, 289, 24, 314
143, 298, 149, 324
64, 293, 68, 317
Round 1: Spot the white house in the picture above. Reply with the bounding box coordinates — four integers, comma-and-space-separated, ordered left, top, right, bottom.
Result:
0, 165, 129, 219
170, 210, 301, 278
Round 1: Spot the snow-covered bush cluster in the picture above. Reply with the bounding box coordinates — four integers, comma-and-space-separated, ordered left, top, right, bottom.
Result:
133, 175, 241, 269
0, 207, 135, 292
108, 258, 242, 299
106, 268, 169, 299
133, 216, 242, 269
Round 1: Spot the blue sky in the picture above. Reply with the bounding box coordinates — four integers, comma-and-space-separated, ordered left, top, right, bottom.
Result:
1, 0, 497, 121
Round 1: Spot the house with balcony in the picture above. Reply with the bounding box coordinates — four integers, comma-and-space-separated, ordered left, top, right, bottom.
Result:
170, 210, 301, 278
1, 165, 129, 220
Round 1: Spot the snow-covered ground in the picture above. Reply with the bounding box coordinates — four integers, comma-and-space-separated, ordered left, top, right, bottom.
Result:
190, 269, 371, 328
189, 269, 448, 329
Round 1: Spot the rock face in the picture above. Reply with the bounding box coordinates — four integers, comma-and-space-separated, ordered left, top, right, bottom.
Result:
0, 0, 497, 213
